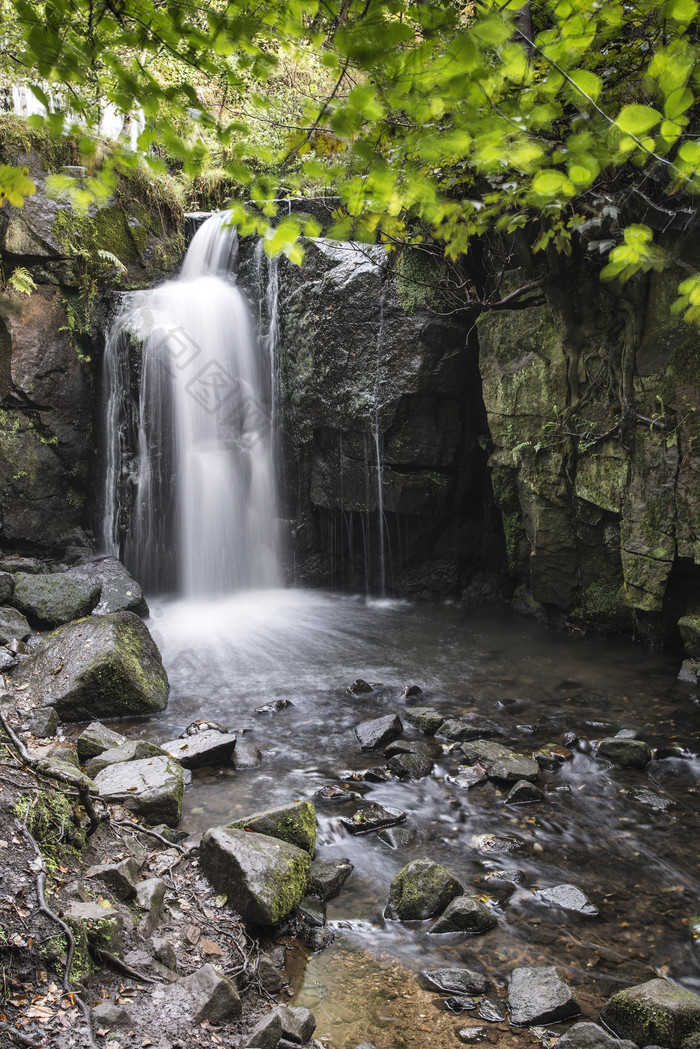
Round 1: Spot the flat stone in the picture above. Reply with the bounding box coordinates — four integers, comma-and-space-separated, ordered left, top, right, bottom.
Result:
310, 857, 353, 900
233, 741, 263, 768
386, 750, 434, 779
450, 767, 488, 790
161, 729, 237, 769
241, 1010, 283, 1049
506, 779, 544, 804
384, 739, 431, 757
275, 1005, 316, 1044
340, 801, 406, 835
534, 744, 574, 771
199, 826, 310, 927
446, 996, 478, 1012
556, 1022, 638, 1049
597, 738, 652, 769
461, 739, 540, 783
85, 857, 139, 900
355, 713, 403, 751
178, 962, 241, 1022
457, 1027, 486, 1042
478, 1000, 505, 1022
402, 706, 445, 734
228, 800, 316, 854
599, 978, 700, 1048
377, 825, 417, 849
93, 756, 184, 827
508, 965, 579, 1026
363, 766, 393, 782
437, 718, 499, 742
256, 698, 294, 714
76, 721, 127, 761
423, 968, 490, 995
385, 859, 463, 921
429, 896, 497, 934
12, 569, 101, 628
86, 740, 168, 779
136, 878, 167, 937
534, 884, 599, 917
0, 606, 31, 644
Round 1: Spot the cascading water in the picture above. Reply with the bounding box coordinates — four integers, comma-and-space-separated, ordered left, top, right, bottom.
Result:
101, 212, 282, 596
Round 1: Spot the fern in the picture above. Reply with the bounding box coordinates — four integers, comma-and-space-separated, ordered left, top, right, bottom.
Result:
96, 249, 127, 274
6, 267, 37, 296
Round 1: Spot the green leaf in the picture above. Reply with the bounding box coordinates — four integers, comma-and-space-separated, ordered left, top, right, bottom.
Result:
531, 169, 568, 197
665, 0, 699, 23
568, 69, 602, 103
0, 165, 36, 208
616, 105, 662, 136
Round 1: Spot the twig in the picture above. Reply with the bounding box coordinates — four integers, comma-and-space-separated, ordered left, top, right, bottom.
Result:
7, 1027, 42, 1048
91, 946, 163, 984
111, 819, 187, 854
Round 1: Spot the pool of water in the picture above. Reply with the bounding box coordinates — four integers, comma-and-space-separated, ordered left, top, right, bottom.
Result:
126, 590, 700, 1048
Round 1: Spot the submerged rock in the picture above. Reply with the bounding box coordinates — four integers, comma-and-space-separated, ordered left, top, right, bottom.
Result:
429, 896, 496, 935
355, 713, 403, 751
340, 801, 407, 835
597, 737, 652, 769
12, 569, 101, 627
12, 611, 169, 721
505, 779, 544, 804
161, 729, 237, 769
599, 978, 700, 1048
256, 698, 293, 713
232, 741, 263, 768
377, 825, 417, 849
199, 826, 311, 927
93, 756, 184, 826
508, 965, 579, 1026
423, 968, 490, 995
533, 884, 599, 917
348, 678, 373, 695
385, 858, 463, 921
228, 800, 317, 855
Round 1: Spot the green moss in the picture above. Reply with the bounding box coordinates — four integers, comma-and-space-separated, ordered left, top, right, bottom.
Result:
393, 248, 447, 314
12, 789, 86, 872
0, 114, 81, 172
490, 464, 527, 570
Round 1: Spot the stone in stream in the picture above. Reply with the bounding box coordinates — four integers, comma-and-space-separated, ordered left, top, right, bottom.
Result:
12, 611, 169, 721
533, 743, 573, 771
199, 826, 310, 927
363, 766, 394, 782
478, 999, 505, 1022
508, 965, 580, 1026
256, 698, 293, 713
402, 706, 445, 734
12, 569, 101, 627
340, 801, 406, 835
436, 718, 499, 743
161, 729, 237, 769
232, 741, 263, 768
423, 968, 490, 995
597, 737, 652, 769
386, 750, 434, 780
403, 684, 423, 697
678, 616, 700, 660
85, 739, 168, 779
0, 605, 31, 644
449, 766, 488, 791
474, 868, 524, 899
385, 858, 463, 921
533, 884, 599, 917
309, 858, 354, 900
599, 978, 700, 1048
556, 1022, 638, 1049
384, 739, 431, 757
460, 739, 540, 783
457, 1028, 486, 1043
93, 756, 184, 827
505, 779, 544, 804
275, 1005, 317, 1044
76, 721, 127, 762
429, 896, 496, 935
377, 825, 417, 849
355, 713, 403, 751
630, 788, 674, 812
348, 678, 373, 695
298, 895, 326, 927
445, 996, 478, 1012
228, 800, 317, 855
67, 556, 149, 616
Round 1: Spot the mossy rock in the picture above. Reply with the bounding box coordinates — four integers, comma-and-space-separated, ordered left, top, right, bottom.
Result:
597, 738, 652, 769
228, 801, 317, 856
12, 571, 101, 628
678, 616, 700, 660
385, 858, 463, 921
600, 978, 700, 1048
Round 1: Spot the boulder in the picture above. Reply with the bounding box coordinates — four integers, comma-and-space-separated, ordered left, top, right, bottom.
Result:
64, 901, 123, 955
461, 739, 540, 783
310, 858, 354, 900
93, 756, 184, 826
556, 1022, 638, 1049
386, 750, 434, 780
12, 570, 101, 627
348, 678, 373, 694
423, 968, 490, 995
135, 878, 167, 937
597, 738, 652, 769
508, 966, 579, 1026
161, 729, 237, 769
199, 826, 311, 927
599, 979, 700, 1048
76, 721, 127, 762
402, 706, 445, 734
25, 707, 58, 738
678, 616, 700, 660
533, 884, 599, 917
429, 896, 496, 934
86, 740, 168, 779
228, 800, 317, 855
68, 557, 149, 616
0, 606, 31, 644
84, 857, 139, 900
355, 713, 403, 751
12, 611, 169, 720
385, 858, 463, 921
340, 801, 406, 835
436, 718, 499, 742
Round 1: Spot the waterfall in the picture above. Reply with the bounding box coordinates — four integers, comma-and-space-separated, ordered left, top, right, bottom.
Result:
101, 212, 282, 596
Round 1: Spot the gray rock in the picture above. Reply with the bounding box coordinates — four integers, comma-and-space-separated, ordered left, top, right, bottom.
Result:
533, 744, 574, 770
363, 766, 393, 782
508, 965, 579, 1026
0, 605, 31, 644
355, 713, 402, 751
402, 706, 445, 734
12, 611, 169, 721
460, 739, 540, 783
275, 1005, 316, 1044
302, 925, 335, 952
25, 706, 58, 738
597, 737, 652, 769
599, 978, 700, 1048
450, 766, 488, 790
298, 895, 326, 927
179, 962, 241, 1022
423, 968, 490, 995
228, 800, 317, 855
149, 935, 178, 971
534, 884, 599, 917
506, 779, 544, 804
556, 1022, 638, 1049
136, 877, 166, 937
340, 801, 406, 835
478, 999, 505, 1022
241, 1010, 283, 1049
437, 718, 498, 742
199, 826, 311, 927
93, 756, 184, 826
678, 660, 700, 684
0, 573, 14, 604
161, 729, 237, 769
403, 684, 423, 697
385, 859, 463, 921
68, 556, 148, 616
12, 569, 101, 627
474, 869, 524, 899
91, 1001, 134, 1028
233, 741, 263, 768
310, 857, 353, 900
384, 739, 431, 757
76, 721, 127, 762
457, 1027, 486, 1042
445, 996, 478, 1012
386, 750, 434, 780
348, 678, 373, 695
86, 739, 168, 779
64, 901, 124, 954
258, 956, 285, 993
377, 825, 417, 849
429, 896, 496, 934
0, 646, 15, 671
257, 698, 294, 713
85, 857, 139, 900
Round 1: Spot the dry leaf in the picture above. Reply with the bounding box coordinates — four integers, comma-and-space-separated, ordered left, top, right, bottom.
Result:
200, 939, 224, 957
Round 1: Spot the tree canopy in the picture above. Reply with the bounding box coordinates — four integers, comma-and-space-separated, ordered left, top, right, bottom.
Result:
0, 0, 699, 319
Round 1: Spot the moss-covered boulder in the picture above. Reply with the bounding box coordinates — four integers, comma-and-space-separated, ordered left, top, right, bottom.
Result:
199, 826, 311, 928
12, 570, 101, 628
12, 611, 169, 721
597, 738, 652, 769
227, 801, 317, 856
93, 756, 184, 827
599, 979, 700, 1048
384, 858, 463, 921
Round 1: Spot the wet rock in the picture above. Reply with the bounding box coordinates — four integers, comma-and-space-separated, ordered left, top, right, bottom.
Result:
506, 779, 544, 804
402, 706, 445, 734
242, 1010, 284, 1049
556, 1022, 638, 1049
533, 744, 573, 771
136, 878, 167, 937
355, 713, 403, 751
534, 883, 599, 917
460, 739, 540, 783
258, 955, 285, 993
310, 857, 353, 900
385, 858, 463, 921
429, 895, 496, 934
363, 766, 394, 782
12, 569, 101, 627
91, 1001, 135, 1028
349, 678, 373, 695
508, 965, 580, 1026
6, 637, 29, 655
68, 557, 148, 616
93, 756, 184, 826
423, 968, 490, 995
178, 962, 242, 1022
303, 924, 335, 951
384, 738, 431, 757
446, 997, 478, 1012
12, 611, 169, 721
257, 698, 294, 713
228, 800, 317, 855
64, 901, 124, 954
599, 978, 700, 1048
678, 660, 700, 684
275, 1005, 317, 1043
457, 1028, 486, 1043
437, 718, 498, 742
340, 801, 406, 835
679, 616, 700, 660
386, 750, 434, 780
199, 826, 311, 927
76, 721, 127, 762
298, 895, 326, 927
377, 825, 417, 849
161, 729, 237, 769
86, 739, 168, 779
403, 684, 423, 697
85, 857, 139, 900
181, 718, 229, 735
314, 784, 361, 801
450, 767, 488, 790
0, 557, 42, 574
0, 606, 31, 644
25, 706, 58, 738
233, 741, 263, 768
474, 869, 524, 899
0, 573, 14, 604
630, 788, 675, 812
478, 1000, 505, 1022
471, 833, 525, 854
597, 737, 652, 769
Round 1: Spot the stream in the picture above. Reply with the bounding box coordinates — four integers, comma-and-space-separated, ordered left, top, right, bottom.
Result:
119, 588, 700, 1049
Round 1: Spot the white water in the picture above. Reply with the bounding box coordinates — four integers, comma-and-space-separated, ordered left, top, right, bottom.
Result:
101, 213, 282, 595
